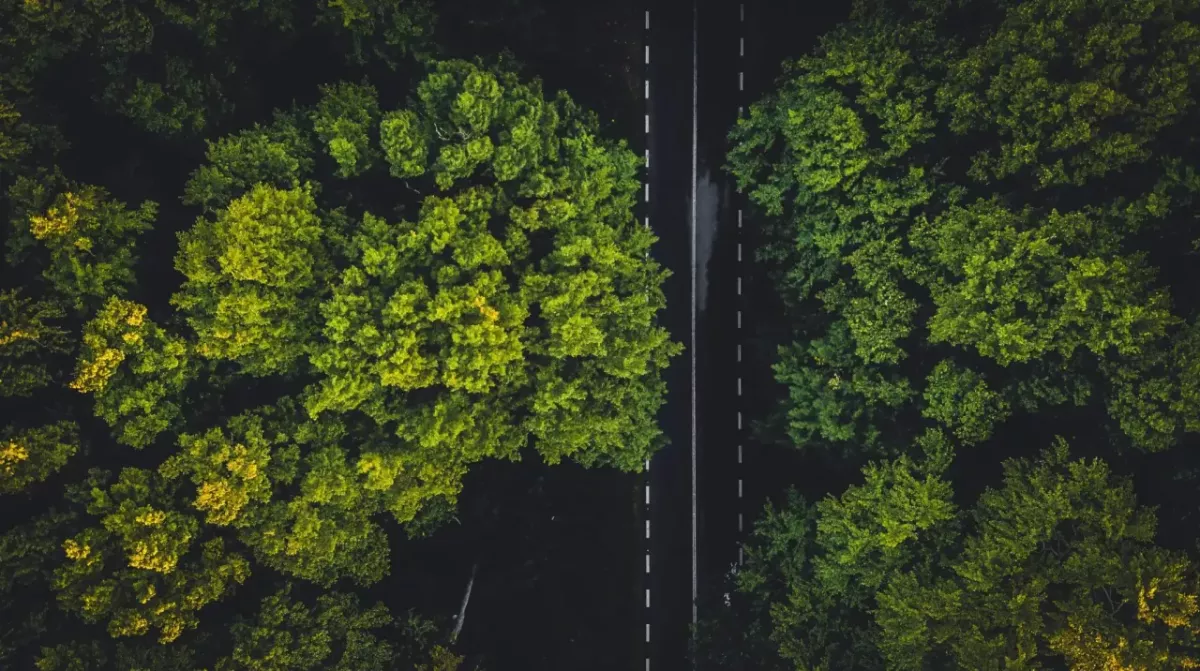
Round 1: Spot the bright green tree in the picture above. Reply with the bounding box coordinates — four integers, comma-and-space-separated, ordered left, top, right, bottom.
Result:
71, 297, 195, 448
2, 11, 668, 666
162, 58, 678, 533
12, 55, 673, 666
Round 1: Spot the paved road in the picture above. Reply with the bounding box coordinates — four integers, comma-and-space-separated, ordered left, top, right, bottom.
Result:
640, 2, 851, 670
642, 2, 694, 670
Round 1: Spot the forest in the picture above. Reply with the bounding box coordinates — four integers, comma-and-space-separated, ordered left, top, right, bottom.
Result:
3, 0, 1200, 670
1, 0, 661, 668
695, 0, 1200, 669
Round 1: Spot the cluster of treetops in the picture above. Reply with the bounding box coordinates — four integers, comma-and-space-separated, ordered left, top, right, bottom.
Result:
5, 0, 1200, 669
1, 0, 677, 668
693, 0, 1200, 668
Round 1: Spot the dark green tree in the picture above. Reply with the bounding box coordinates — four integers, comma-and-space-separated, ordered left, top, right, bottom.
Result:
699, 439, 1200, 670
729, 0, 1200, 460
0, 0, 436, 137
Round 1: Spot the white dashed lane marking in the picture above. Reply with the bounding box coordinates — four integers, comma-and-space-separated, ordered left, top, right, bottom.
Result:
644, 9, 651, 671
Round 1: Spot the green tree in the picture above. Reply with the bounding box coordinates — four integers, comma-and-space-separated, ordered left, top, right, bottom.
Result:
703, 439, 1200, 670
16, 54, 672, 664
215, 584, 397, 671
71, 297, 195, 448
172, 182, 331, 377
0, 420, 79, 495
0, 0, 436, 137
52, 467, 251, 644
2, 11, 666, 668
160, 58, 679, 532
875, 439, 1200, 670
5, 172, 155, 318
0, 289, 71, 398
159, 399, 391, 587
729, 0, 1200, 459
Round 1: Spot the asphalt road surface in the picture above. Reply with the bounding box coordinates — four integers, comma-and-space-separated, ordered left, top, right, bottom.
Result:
640, 1, 851, 670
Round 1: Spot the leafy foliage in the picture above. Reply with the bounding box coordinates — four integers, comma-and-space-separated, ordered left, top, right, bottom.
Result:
181, 111, 317, 216
71, 297, 195, 448
730, 0, 1200, 457
0, 289, 71, 398
1, 49, 671, 667
312, 82, 383, 178
0, 3, 661, 669
6, 179, 155, 317
704, 440, 1200, 670
167, 57, 679, 529
173, 182, 330, 377
0, 420, 79, 495
52, 468, 251, 644
215, 584, 397, 671
0, 0, 436, 136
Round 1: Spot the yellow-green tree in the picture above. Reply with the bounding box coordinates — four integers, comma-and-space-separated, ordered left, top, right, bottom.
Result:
8, 56, 675, 667
164, 58, 679, 533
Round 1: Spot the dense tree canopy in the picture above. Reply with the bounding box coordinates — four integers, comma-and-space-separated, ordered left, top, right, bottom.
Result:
0, 2, 672, 666
698, 438, 1200, 670
0, 0, 436, 137
704, 0, 1200, 668
729, 0, 1200, 460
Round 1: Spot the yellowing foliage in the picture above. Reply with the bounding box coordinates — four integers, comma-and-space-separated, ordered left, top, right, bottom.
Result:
0, 439, 30, 476
68, 346, 124, 393
28, 191, 81, 239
